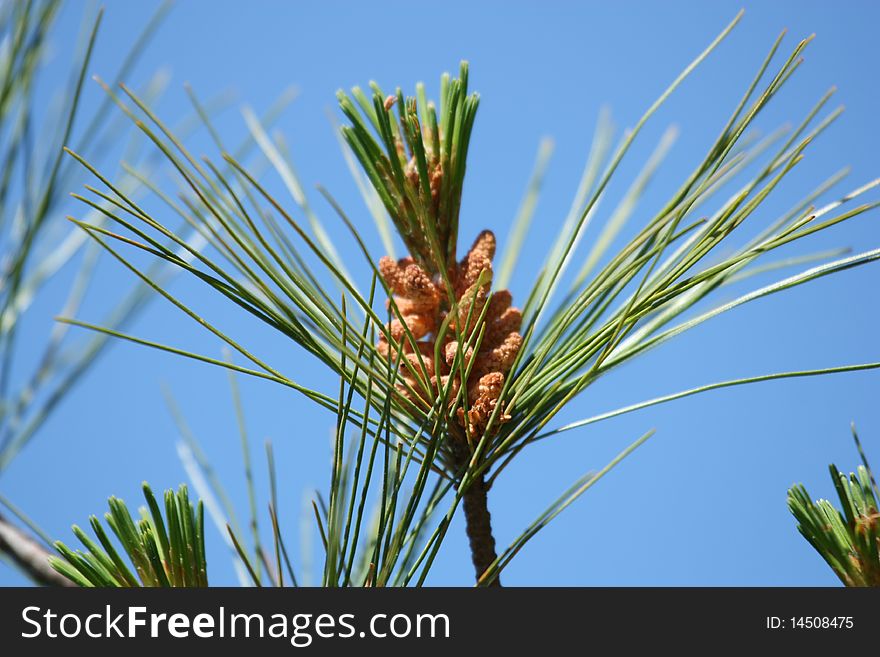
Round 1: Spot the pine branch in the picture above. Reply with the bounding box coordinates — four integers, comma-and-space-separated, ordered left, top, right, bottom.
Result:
0, 511, 73, 587
50, 483, 209, 587
788, 426, 879, 587
455, 453, 500, 586
61, 12, 880, 585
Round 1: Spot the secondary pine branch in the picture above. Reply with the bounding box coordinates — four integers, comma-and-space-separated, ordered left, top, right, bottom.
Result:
0, 512, 73, 587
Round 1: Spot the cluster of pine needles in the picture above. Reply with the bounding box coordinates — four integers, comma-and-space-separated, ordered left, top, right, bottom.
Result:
788, 426, 879, 587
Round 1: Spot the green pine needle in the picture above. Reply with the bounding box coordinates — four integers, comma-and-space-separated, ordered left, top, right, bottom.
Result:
337, 62, 478, 275
50, 483, 209, 587
788, 426, 879, 587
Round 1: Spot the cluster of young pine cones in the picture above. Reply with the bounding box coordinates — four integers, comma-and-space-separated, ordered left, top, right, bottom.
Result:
377, 230, 522, 438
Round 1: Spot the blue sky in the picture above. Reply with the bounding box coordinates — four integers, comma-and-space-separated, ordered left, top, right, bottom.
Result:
2, 0, 879, 586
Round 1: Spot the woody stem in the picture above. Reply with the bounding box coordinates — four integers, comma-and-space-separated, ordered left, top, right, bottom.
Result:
0, 512, 74, 587
453, 445, 501, 586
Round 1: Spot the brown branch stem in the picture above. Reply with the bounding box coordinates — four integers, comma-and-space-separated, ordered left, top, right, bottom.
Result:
454, 445, 501, 587
0, 511, 73, 587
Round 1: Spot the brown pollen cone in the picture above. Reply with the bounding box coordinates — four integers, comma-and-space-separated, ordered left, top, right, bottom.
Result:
377, 230, 522, 438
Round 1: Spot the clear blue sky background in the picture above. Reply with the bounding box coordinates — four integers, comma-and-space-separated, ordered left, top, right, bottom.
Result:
3, 0, 879, 586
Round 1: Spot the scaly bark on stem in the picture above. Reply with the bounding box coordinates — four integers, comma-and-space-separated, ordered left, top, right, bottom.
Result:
461, 471, 500, 586
453, 444, 501, 587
